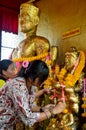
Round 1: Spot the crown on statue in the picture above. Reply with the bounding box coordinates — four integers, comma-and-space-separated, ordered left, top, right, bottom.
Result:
20, 0, 39, 18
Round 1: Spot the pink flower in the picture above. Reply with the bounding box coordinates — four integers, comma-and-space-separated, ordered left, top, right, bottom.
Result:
46, 55, 50, 61
16, 62, 21, 69
22, 60, 29, 68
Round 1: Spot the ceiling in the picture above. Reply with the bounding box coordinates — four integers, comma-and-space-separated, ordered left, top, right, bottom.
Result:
0, 0, 29, 12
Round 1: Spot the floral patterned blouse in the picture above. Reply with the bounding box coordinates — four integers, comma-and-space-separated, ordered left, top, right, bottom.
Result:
0, 77, 40, 130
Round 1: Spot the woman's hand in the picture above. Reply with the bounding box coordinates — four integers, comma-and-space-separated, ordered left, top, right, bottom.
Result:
35, 88, 51, 98
53, 102, 66, 114
37, 102, 66, 122
43, 104, 55, 111
43, 88, 51, 94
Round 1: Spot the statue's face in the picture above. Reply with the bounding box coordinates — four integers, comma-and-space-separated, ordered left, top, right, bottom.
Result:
65, 52, 77, 70
19, 13, 35, 33
19, 3, 39, 33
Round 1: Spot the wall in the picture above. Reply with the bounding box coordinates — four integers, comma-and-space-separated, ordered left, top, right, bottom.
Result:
36, 0, 86, 64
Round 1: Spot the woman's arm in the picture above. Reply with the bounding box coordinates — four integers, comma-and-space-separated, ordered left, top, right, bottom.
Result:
31, 105, 41, 112
31, 102, 65, 122
31, 104, 55, 112
35, 88, 50, 98
13, 78, 65, 126
13, 78, 40, 127
37, 102, 66, 122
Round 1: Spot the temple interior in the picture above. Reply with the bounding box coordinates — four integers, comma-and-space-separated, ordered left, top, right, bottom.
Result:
0, 0, 86, 130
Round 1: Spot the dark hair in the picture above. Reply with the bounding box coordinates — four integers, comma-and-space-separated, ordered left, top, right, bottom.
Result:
18, 60, 49, 84
0, 59, 13, 74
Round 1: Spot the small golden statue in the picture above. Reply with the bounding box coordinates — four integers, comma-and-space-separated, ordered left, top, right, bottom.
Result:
46, 47, 85, 130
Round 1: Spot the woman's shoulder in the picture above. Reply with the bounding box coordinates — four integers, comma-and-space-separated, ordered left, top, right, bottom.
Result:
6, 77, 25, 86
12, 77, 27, 91
14, 77, 25, 82
12, 77, 26, 87
14, 76, 24, 79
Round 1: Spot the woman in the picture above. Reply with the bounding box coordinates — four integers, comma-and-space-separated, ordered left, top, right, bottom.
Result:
0, 59, 18, 88
0, 60, 65, 130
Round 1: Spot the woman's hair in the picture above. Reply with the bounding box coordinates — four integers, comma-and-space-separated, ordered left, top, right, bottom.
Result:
0, 59, 13, 74
18, 60, 49, 84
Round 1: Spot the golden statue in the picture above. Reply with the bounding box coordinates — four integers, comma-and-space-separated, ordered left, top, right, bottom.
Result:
12, 0, 50, 60
45, 47, 85, 130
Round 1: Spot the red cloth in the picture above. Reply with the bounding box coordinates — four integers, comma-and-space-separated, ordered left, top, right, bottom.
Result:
0, 6, 18, 34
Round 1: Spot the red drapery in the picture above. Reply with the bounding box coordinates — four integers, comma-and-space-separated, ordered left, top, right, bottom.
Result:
0, 6, 18, 34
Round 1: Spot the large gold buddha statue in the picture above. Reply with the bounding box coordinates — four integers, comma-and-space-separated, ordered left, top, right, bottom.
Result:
12, 0, 50, 60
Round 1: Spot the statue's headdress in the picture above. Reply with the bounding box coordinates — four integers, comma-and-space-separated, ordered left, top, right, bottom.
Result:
20, 0, 39, 24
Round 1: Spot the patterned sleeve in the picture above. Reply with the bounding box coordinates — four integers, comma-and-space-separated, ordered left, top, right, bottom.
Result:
12, 77, 40, 127
29, 85, 37, 108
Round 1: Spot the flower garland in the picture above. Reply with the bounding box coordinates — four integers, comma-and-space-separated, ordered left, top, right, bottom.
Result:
44, 77, 55, 88
81, 98, 86, 117
55, 51, 85, 87
12, 52, 49, 62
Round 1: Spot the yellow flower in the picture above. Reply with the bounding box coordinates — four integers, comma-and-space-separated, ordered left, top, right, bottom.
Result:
55, 65, 60, 75
81, 104, 86, 108
82, 98, 86, 101
82, 113, 86, 117
55, 51, 85, 87
62, 108, 68, 114
13, 52, 48, 62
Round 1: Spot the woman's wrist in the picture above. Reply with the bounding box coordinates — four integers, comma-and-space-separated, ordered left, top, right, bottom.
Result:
43, 88, 45, 93
49, 107, 55, 118
40, 107, 44, 112
44, 111, 49, 119
44, 108, 55, 119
